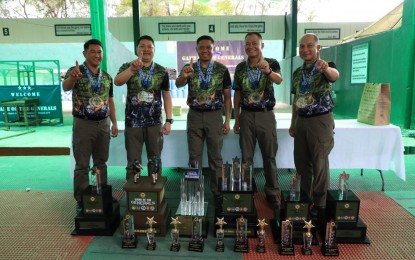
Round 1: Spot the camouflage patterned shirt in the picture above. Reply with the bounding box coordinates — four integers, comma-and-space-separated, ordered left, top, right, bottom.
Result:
117, 62, 169, 128
291, 61, 337, 117
180, 60, 231, 111
65, 64, 113, 120
233, 58, 280, 110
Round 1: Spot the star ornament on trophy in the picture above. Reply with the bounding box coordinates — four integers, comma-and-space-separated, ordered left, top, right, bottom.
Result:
302, 220, 315, 255
256, 218, 268, 253
170, 217, 182, 252
146, 216, 157, 250
215, 217, 227, 252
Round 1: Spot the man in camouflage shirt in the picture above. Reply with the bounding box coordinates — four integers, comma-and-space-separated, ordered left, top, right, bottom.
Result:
63, 39, 118, 213
114, 35, 172, 180
233, 32, 283, 209
289, 33, 339, 218
176, 35, 231, 205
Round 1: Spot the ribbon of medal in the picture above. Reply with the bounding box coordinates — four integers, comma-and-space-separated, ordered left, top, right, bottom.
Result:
197, 59, 214, 90
297, 62, 317, 108
83, 63, 104, 109
138, 62, 155, 89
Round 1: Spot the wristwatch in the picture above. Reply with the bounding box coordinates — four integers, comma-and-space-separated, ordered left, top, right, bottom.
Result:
266, 68, 273, 76
165, 118, 174, 124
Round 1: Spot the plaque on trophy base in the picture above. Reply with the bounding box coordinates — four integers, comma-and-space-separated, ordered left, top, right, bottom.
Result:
280, 190, 309, 223
72, 201, 120, 236
123, 176, 170, 236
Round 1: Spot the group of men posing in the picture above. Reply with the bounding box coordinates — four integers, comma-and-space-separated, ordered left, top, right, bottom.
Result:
63, 32, 339, 218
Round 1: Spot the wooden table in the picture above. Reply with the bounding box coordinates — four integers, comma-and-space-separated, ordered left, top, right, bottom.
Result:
1, 98, 39, 129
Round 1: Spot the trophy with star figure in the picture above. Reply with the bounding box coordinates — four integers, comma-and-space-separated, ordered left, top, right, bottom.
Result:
302, 220, 314, 255
170, 217, 181, 252
256, 218, 268, 253
215, 217, 227, 252
146, 217, 157, 250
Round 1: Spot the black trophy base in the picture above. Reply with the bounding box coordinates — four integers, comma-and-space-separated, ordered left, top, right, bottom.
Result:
215, 243, 225, 252
146, 242, 156, 251
322, 245, 340, 256
256, 244, 266, 253
122, 238, 137, 249
71, 202, 120, 236
170, 243, 181, 252
188, 240, 204, 252
279, 245, 295, 255
302, 246, 312, 255
234, 240, 249, 253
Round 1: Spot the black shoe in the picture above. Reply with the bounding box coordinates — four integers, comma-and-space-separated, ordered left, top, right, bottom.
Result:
76, 202, 83, 214
266, 195, 280, 208
214, 194, 223, 209
112, 197, 118, 203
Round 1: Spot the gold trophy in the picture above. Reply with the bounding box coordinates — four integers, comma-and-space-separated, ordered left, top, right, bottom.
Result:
256, 218, 268, 253
121, 212, 137, 248
146, 216, 157, 250
215, 217, 227, 252
302, 220, 314, 255
322, 220, 339, 256
279, 219, 294, 255
170, 217, 181, 252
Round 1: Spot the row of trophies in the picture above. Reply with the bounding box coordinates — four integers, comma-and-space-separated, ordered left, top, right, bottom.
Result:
73, 155, 366, 256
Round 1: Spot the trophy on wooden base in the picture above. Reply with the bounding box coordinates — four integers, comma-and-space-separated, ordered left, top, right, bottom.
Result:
188, 216, 204, 252
132, 160, 143, 184
146, 217, 157, 250
215, 217, 227, 252
302, 220, 314, 255
170, 217, 181, 252
322, 220, 339, 256
234, 215, 249, 252
279, 219, 294, 255
121, 212, 137, 248
256, 218, 268, 253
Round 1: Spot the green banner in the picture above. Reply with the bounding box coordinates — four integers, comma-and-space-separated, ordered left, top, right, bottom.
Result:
0, 85, 63, 124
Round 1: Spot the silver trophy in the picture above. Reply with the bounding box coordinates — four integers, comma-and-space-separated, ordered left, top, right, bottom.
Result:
90, 166, 101, 195
221, 161, 232, 191
231, 156, 241, 191
241, 161, 253, 191
179, 163, 204, 216
290, 172, 301, 201
338, 171, 350, 200
279, 219, 294, 255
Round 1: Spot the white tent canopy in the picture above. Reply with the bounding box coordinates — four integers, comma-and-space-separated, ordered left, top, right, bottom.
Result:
339, 2, 403, 43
